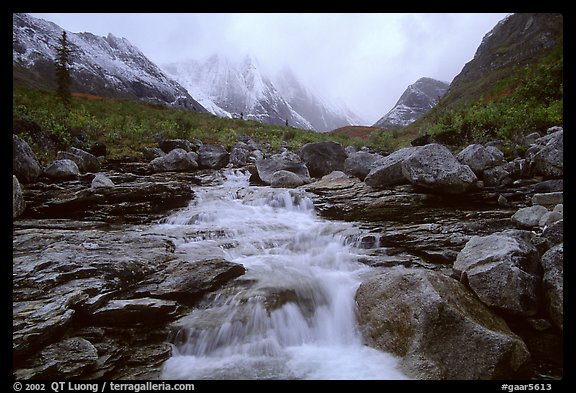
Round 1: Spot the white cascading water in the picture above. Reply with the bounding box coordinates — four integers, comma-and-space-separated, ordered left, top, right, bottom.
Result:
156, 170, 408, 380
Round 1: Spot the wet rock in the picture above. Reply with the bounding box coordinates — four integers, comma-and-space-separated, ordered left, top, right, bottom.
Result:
453, 230, 542, 316
13, 134, 43, 183
198, 144, 229, 169
401, 144, 477, 194
532, 130, 563, 178
356, 268, 530, 379
297, 141, 348, 178
456, 143, 505, 177
159, 138, 197, 153
43, 159, 81, 181
511, 205, 549, 228
92, 298, 181, 326
256, 152, 310, 185
364, 147, 418, 188
343, 151, 382, 180
229, 143, 252, 167
540, 244, 563, 330
149, 148, 198, 173
13, 175, 26, 219
90, 173, 115, 189
270, 170, 305, 188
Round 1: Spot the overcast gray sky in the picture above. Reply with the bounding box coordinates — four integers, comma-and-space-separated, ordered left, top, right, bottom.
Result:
30, 13, 509, 124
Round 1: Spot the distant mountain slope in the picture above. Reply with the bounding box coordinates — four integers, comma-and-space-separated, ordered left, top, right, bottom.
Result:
373, 77, 449, 129
163, 55, 362, 132
12, 13, 207, 112
440, 13, 563, 109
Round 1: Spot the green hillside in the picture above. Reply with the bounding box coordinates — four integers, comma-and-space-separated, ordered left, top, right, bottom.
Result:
12, 88, 367, 163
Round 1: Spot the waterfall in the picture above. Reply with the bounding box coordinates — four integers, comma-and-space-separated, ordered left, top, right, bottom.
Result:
157, 169, 407, 380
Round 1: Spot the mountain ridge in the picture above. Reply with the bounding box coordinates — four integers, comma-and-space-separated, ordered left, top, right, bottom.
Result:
12, 13, 207, 112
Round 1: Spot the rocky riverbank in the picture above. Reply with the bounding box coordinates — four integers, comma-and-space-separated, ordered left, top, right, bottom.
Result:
13, 128, 563, 379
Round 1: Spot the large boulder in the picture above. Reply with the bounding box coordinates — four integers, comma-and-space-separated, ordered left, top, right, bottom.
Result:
255, 152, 310, 185
356, 268, 530, 379
401, 144, 477, 194
456, 144, 505, 177
159, 138, 197, 153
511, 205, 549, 228
343, 151, 382, 181
149, 148, 198, 173
13, 175, 26, 219
364, 147, 418, 188
269, 170, 305, 188
453, 230, 542, 316
532, 130, 563, 178
540, 243, 563, 330
197, 144, 229, 169
13, 134, 43, 183
229, 142, 252, 167
43, 159, 80, 181
58, 147, 101, 173
297, 141, 348, 178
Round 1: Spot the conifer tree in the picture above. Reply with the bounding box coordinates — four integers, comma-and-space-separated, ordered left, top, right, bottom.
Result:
55, 31, 72, 106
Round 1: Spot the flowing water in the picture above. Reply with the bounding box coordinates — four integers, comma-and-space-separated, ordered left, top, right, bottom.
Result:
157, 170, 407, 380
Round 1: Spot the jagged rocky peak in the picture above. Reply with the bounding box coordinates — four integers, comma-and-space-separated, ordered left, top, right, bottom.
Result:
12, 13, 207, 112
373, 77, 449, 129
163, 54, 362, 132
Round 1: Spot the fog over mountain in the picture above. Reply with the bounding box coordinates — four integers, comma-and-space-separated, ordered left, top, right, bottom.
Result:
28, 13, 510, 124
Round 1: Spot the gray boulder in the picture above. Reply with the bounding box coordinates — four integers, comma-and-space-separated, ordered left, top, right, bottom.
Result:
269, 170, 305, 188
356, 268, 530, 379
532, 130, 563, 177
142, 147, 165, 161
401, 144, 477, 194
532, 192, 563, 206
13, 175, 26, 219
229, 142, 252, 167
344, 151, 382, 181
540, 243, 563, 330
453, 230, 541, 316
197, 144, 229, 169
364, 147, 418, 188
297, 141, 348, 178
43, 159, 80, 181
13, 134, 43, 183
511, 205, 549, 228
542, 219, 563, 246
149, 148, 198, 173
69, 147, 101, 172
456, 144, 504, 177
90, 173, 115, 190
159, 138, 197, 153
256, 152, 310, 185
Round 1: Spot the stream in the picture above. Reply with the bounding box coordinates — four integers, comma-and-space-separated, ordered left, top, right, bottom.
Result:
156, 169, 408, 380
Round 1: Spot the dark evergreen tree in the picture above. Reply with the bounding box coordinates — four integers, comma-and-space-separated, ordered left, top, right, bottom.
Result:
54, 31, 72, 106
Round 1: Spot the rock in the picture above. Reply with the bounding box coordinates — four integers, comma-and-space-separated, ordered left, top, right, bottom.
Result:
142, 147, 165, 161
89, 142, 107, 157
13, 175, 26, 219
542, 219, 563, 245
456, 143, 504, 177
534, 179, 563, 193
135, 258, 246, 305
410, 134, 433, 146
532, 192, 563, 206
540, 244, 563, 330
90, 173, 115, 189
364, 147, 418, 188
546, 126, 563, 134
229, 143, 251, 167
538, 211, 562, 227
453, 230, 541, 316
511, 205, 549, 228
197, 144, 229, 169
355, 268, 530, 379
483, 164, 513, 187
344, 151, 382, 180
269, 170, 305, 188
68, 147, 101, 172
43, 159, 81, 181
149, 148, 198, 172
523, 132, 542, 145
159, 138, 196, 153
40, 337, 99, 378
297, 141, 348, 178
255, 152, 310, 185
532, 130, 563, 177
401, 144, 477, 194
92, 298, 181, 326
13, 134, 43, 183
